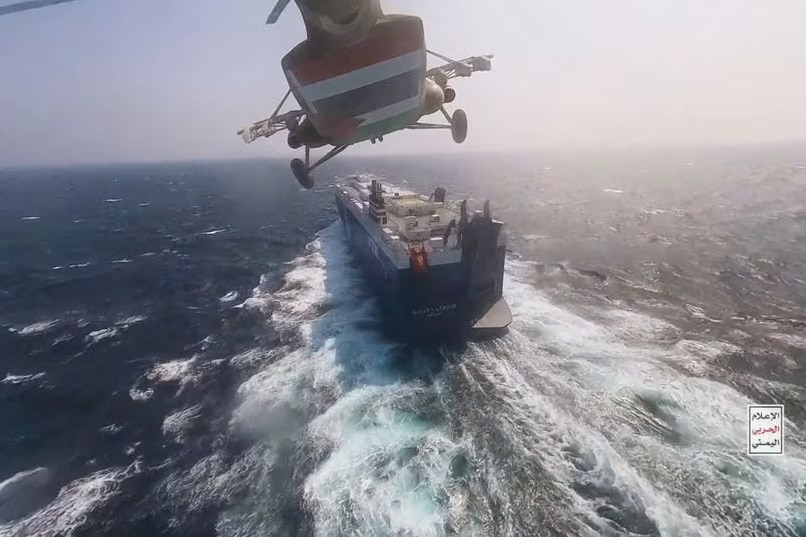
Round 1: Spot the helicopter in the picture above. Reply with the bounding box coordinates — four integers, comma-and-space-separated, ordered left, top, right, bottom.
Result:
239, 0, 493, 188
1, 0, 493, 189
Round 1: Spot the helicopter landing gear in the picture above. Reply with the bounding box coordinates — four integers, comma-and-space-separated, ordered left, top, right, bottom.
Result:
450, 109, 467, 144
290, 158, 314, 189
289, 144, 349, 190
443, 86, 456, 104
404, 106, 470, 143
438, 106, 467, 144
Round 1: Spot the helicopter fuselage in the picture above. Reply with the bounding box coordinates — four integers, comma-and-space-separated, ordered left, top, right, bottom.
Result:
283, 13, 435, 147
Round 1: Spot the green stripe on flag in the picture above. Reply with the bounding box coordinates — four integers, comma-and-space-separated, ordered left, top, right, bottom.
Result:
353, 109, 422, 144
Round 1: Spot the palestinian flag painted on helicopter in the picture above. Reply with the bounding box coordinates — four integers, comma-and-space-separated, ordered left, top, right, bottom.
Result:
284, 17, 427, 145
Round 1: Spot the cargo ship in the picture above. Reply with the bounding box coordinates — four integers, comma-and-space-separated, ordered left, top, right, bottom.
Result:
335, 177, 511, 342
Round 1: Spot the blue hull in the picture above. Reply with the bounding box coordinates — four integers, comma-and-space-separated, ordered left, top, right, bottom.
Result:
335, 191, 506, 343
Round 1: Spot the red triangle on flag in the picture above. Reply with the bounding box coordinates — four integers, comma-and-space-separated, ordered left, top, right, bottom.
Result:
318, 114, 364, 142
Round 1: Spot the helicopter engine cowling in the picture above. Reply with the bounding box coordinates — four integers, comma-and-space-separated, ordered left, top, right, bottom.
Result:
290, 119, 327, 149
421, 78, 445, 116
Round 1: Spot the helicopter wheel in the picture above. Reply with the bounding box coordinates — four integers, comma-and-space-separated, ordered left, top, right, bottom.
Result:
290, 158, 315, 189
444, 86, 456, 104
451, 109, 468, 144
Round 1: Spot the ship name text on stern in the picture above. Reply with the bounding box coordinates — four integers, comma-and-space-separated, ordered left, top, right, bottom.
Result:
412, 303, 458, 317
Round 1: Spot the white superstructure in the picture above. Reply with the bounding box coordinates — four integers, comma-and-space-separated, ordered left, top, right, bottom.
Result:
339, 178, 463, 257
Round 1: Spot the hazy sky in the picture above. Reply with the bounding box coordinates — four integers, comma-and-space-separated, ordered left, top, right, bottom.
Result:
1, 0, 805, 166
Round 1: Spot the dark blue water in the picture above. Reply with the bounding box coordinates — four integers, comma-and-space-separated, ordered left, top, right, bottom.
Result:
1, 152, 806, 536
0, 160, 337, 535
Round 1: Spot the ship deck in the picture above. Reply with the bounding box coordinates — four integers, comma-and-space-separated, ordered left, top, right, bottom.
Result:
338, 178, 466, 259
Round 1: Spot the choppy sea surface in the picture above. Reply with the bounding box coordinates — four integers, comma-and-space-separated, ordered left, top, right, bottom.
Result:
1, 149, 806, 536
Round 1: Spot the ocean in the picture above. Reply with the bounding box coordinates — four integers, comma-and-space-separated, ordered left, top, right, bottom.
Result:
1, 149, 805, 536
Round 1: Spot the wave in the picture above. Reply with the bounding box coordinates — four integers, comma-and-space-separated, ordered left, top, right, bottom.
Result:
99, 424, 123, 435
476, 261, 806, 535
162, 224, 806, 536
220, 224, 435, 535
128, 387, 154, 402
2, 373, 45, 386
0, 467, 51, 523
82, 316, 146, 347
219, 291, 239, 303
85, 328, 120, 345
162, 405, 203, 445
0, 464, 141, 536
147, 358, 197, 385
129, 357, 200, 402
15, 320, 59, 336
115, 315, 147, 327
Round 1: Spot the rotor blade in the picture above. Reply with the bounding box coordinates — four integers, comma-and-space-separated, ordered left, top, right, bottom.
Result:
0, 0, 81, 16
266, 0, 291, 24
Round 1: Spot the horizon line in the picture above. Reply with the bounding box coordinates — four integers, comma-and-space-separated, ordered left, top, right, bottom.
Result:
3, 140, 806, 171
